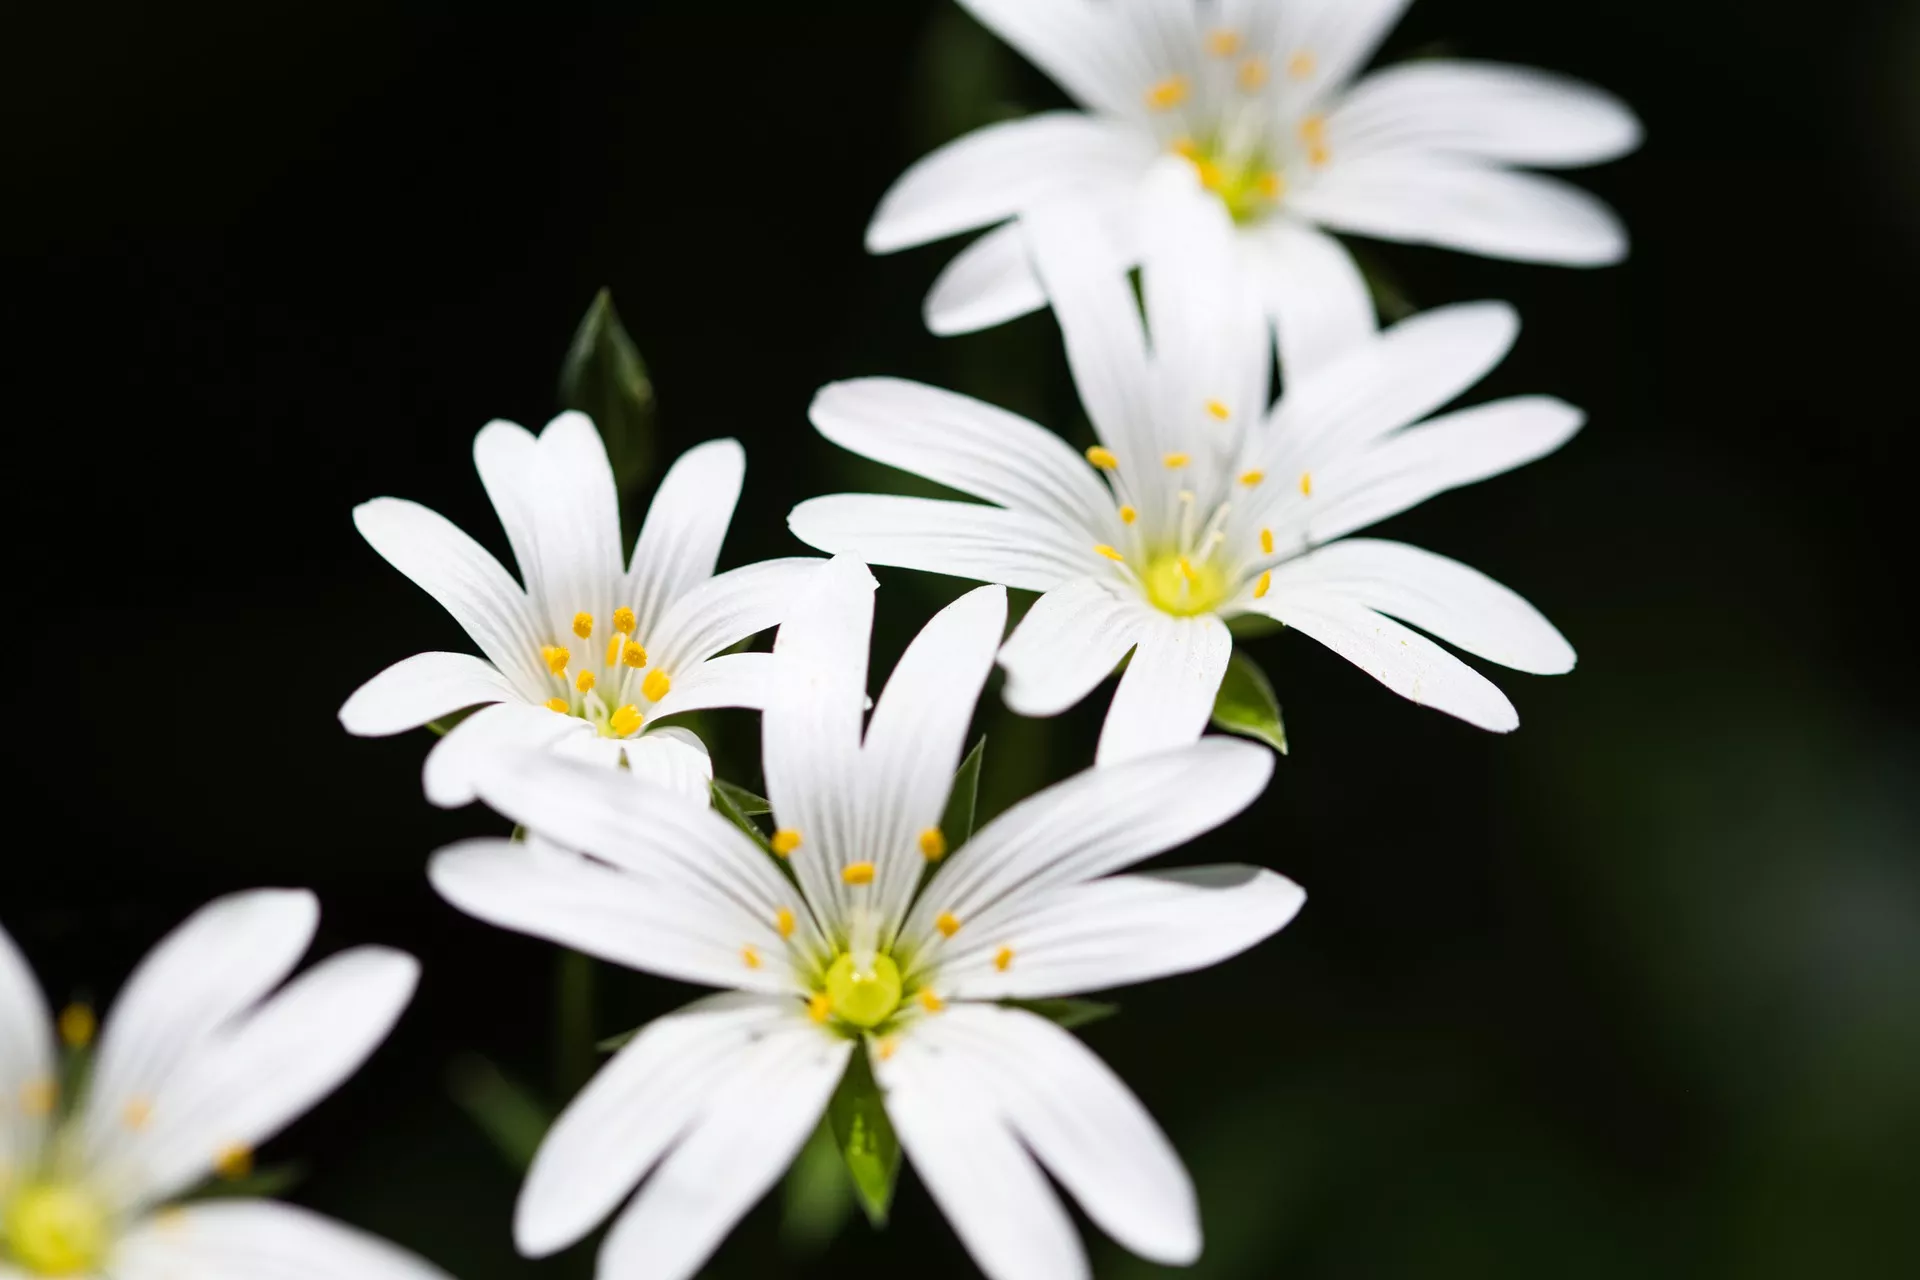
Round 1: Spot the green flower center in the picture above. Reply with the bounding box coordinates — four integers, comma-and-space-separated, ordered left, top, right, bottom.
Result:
3, 1184, 110, 1276
1143, 550, 1232, 617
1176, 141, 1284, 225
824, 953, 903, 1029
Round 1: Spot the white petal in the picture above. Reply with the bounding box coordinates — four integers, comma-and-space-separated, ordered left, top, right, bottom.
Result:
894, 1005, 1199, 1265
81, 891, 319, 1187
0, 923, 53, 1176
868, 112, 1154, 253
1302, 395, 1586, 545
351, 497, 545, 694
924, 219, 1050, 336
1245, 587, 1519, 731
1331, 60, 1642, 167
624, 726, 715, 804
788, 494, 1094, 593
905, 737, 1272, 942
642, 653, 777, 723
955, 0, 1154, 120
861, 584, 1009, 936
1294, 156, 1629, 266
940, 865, 1305, 999
101, 948, 417, 1212
1095, 611, 1234, 766
1264, 539, 1574, 674
1260, 0, 1413, 105
998, 578, 1153, 718
876, 1019, 1088, 1280
626, 439, 747, 636
420, 700, 591, 809
115, 1199, 452, 1280
337, 651, 519, 737
644, 556, 820, 673
430, 839, 796, 997
808, 378, 1116, 535
1245, 217, 1379, 383
597, 1007, 849, 1280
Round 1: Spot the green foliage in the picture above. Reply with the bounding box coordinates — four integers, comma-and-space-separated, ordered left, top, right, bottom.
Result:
826, 1050, 902, 1229
1007, 997, 1120, 1031
711, 779, 774, 852
1211, 651, 1289, 755
942, 736, 986, 850
559, 288, 656, 529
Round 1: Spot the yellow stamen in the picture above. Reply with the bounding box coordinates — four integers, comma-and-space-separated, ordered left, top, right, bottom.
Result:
623, 641, 649, 668
545, 697, 569, 713
1238, 57, 1269, 91
1300, 471, 1313, 496
1309, 142, 1331, 167
1205, 28, 1242, 57
1084, 445, 1119, 469
575, 670, 595, 693
1177, 556, 1196, 582
935, 912, 962, 938
1288, 50, 1317, 80
605, 634, 623, 666
1240, 469, 1266, 487
613, 606, 636, 635
1260, 528, 1274, 555
1171, 136, 1200, 160
1257, 171, 1284, 200
541, 645, 570, 676
775, 907, 796, 939
1301, 114, 1331, 167
808, 992, 833, 1023
1195, 158, 1225, 191
1119, 504, 1138, 525
918, 827, 947, 860
1254, 571, 1273, 599
1163, 452, 1191, 470
842, 861, 876, 886
214, 1144, 253, 1181
58, 1004, 95, 1049
20, 1078, 56, 1116
771, 828, 803, 856
1095, 543, 1126, 562
994, 946, 1015, 972
122, 1098, 153, 1131
1145, 75, 1190, 111
641, 669, 671, 702
608, 704, 644, 737
917, 989, 946, 1014
876, 1036, 899, 1061
572, 612, 593, 639
742, 946, 762, 970
1207, 399, 1231, 421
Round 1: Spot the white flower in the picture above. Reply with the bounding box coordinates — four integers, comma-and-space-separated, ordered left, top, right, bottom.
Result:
794, 171, 1580, 763
0, 891, 445, 1280
870, 0, 1641, 373
430, 556, 1304, 1280
341, 412, 819, 807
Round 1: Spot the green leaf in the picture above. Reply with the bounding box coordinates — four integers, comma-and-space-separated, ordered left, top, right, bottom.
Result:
711, 779, 773, 852
713, 779, 771, 816
940, 736, 986, 850
1211, 651, 1288, 755
780, 1119, 857, 1254
559, 288, 656, 515
827, 1050, 901, 1229
1006, 997, 1120, 1031
448, 1054, 552, 1172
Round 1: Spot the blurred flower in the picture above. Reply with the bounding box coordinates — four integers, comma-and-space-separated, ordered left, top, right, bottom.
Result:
342, 414, 819, 806
431, 556, 1304, 1280
871, 0, 1641, 374
795, 174, 1579, 761
0, 891, 445, 1280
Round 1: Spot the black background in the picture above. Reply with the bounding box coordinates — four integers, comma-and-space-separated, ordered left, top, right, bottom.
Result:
3, 1, 1917, 1276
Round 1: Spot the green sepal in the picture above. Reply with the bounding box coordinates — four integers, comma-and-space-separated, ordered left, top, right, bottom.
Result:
559, 288, 657, 522
780, 1119, 857, 1253
426, 704, 481, 737
711, 779, 773, 852
1210, 651, 1289, 755
1005, 997, 1120, 1031
1225, 611, 1286, 640
827, 1049, 901, 1229
185, 1163, 305, 1202
595, 1027, 638, 1054
940, 736, 986, 850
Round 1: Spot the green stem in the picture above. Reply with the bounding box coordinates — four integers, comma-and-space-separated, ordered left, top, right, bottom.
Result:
555, 949, 595, 1099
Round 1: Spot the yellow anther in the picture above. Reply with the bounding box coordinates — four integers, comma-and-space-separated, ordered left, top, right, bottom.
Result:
1207, 399, 1231, 421
575, 670, 596, 693
742, 946, 762, 970
1260, 528, 1274, 555
1145, 75, 1190, 111
1288, 50, 1317, 80
572, 612, 593, 639
1238, 57, 1269, 91
842, 861, 876, 886
1254, 571, 1273, 599
1119, 505, 1138, 525
1095, 543, 1126, 562
1257, 171, 1285, 200
1301, 114, 1331, 167
808, 992, 833, 1023
771, 828, 803, 856
623, 641, 649, 669
1240, 469, 1266, 487
918, 827, 947, 861
608, 704, 644, 737
541, 645, 570, 676
1084, 445, 1119, 470
1309, 142, 1331, 167
935, 912, 962, 938
214, 1144, 253, 1181
122, 1098, 153, 1131
1206, 28, 1242, 57
1195, 158, 1225, 191
20, 1077, 56, 1116
641, 669, 671, 702
876, 1036, 899, 1061
993, 946, 1015, 972
606, 634, 624, 666
1171, 136, 1200, 160
1163, 452, 1191, 469
775, 907, 796, 939
917, 989, 946, 1014
1300, 471, 1313, 496
58, 1003, 95, 1049
613, 606, 637, 635
1177, 556, 1196, 582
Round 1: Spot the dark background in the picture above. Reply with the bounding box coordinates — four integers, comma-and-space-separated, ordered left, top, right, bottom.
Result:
3, 1, 1917, 1276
